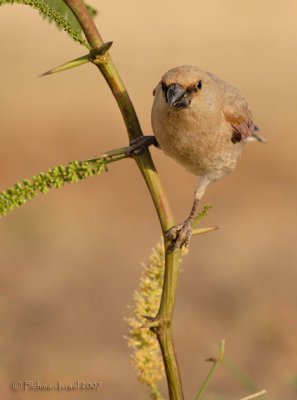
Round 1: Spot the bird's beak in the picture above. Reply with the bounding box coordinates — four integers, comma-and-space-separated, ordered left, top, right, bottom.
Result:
166, 83, 190, 109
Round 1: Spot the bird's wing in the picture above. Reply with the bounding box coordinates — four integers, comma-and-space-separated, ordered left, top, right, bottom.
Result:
223, 105, 254, 144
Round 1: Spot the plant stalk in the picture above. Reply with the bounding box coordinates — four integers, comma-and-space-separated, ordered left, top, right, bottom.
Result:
63, 1, 183, 398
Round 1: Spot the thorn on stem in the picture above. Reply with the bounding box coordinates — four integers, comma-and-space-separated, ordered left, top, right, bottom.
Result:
141, 315, 155, 321
38, 41, 113, 77
90, 41, 113, 59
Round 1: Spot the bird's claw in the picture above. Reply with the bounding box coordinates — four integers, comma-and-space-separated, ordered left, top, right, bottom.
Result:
166, 217, 194, 252
125, 136, 158, 157
125, 137, 145, 157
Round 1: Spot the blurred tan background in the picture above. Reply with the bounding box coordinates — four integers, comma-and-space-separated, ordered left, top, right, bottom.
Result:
1, 0, 297, 399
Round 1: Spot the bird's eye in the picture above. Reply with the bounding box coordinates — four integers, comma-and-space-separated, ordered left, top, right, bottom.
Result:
197, 80, 202, 89
161, 82, 167, 91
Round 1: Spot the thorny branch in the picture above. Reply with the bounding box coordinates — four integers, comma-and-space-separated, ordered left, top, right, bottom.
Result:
62, 0, 183, 398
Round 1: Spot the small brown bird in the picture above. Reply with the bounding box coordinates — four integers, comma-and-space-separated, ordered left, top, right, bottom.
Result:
127, 65, 265, 250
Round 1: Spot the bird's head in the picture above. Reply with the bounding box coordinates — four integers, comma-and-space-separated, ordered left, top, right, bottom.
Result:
154, 66, 211, 110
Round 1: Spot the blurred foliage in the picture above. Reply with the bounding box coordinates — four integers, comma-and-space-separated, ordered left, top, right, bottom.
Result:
287, 375, 297, 392
0, 0, 98, 48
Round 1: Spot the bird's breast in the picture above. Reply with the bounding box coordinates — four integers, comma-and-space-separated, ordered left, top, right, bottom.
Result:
151, 103, 242, 177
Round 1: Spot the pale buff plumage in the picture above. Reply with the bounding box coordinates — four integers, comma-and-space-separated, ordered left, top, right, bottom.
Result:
151, 65, 253, 196
127, 65, 262, 249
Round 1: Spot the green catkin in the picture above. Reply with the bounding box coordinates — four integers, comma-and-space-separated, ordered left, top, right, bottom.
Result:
0, 159, 105, 217
0, 0, 91, 48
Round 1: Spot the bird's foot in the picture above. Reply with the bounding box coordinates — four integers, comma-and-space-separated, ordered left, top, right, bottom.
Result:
166, 216, 194, 252
125, 136, 158, 157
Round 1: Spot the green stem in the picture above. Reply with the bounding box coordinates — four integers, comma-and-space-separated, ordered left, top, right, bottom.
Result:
62, 1, 183, 399
195, 340, 225, 400
150, 383, 164, 400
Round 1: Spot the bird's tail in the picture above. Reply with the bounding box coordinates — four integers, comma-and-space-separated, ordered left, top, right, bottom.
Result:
246, 125, 267, 143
